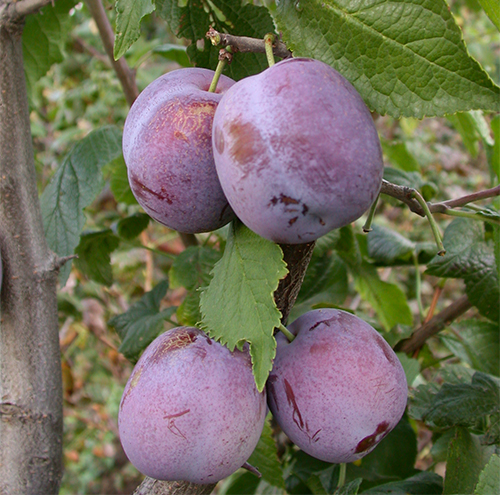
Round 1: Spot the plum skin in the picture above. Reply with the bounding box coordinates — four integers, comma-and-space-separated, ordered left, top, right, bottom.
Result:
212, 58, 384, 244
123, 68, 236, 234
118, 327, 267, 484
267, 309, 407, 464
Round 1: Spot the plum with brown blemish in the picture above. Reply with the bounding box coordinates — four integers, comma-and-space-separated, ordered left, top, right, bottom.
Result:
118, 327, 266, 483
123, 68, 236, 233
267, 309, 407, 463
212, 58, 383, 244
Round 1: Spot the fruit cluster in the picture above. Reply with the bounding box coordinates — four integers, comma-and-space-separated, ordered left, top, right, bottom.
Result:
119, 309, 407, 483
122, 58, 384, 244
119, 58, 407, 484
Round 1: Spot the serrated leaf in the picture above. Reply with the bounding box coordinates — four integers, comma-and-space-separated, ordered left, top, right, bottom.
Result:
366, 224, 416, 265
74, 230, 120, 286
40, 126, 123, 284
169, 246, 222, 290
477, 0, 500, 31
22, 0, 76, 100
426, 218, 499, 323
156, 0, 275, 80
381, 139, 420, 172
475, 454, 500, 495
116, 213, 150, 240
269, 0, 500, 118
334, 478, 362, 495
444, 427, 494, 495
108, 280, 176, 361
247, 415, 285, 489
200, 222, 288, 392
441, 320, 499, 377
362, 471, 443, 494
422, 372, 500, 434
114, 0, 155, 60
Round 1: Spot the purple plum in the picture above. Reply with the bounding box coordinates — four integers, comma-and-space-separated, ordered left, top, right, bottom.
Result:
212, 58, 383, 244
118, 327, 266, 483
123, 68, 236, 233
267, 309, 407, 463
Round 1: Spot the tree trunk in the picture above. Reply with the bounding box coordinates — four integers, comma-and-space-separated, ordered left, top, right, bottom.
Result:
0, 6, 63, 494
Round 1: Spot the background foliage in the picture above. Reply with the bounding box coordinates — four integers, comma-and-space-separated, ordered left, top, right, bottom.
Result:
21, 0, 500, 493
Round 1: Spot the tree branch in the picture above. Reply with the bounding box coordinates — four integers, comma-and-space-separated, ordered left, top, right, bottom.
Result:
206, 27, 292, 59
394, 295, 473, 354
84, 0, 138, 107
1, 0, 53, 21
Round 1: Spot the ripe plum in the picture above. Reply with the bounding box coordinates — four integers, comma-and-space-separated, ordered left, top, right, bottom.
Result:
123, 68, 236, 233
118, 327, 266, 483
212, 58, 383, 244
267, 309, 407, 463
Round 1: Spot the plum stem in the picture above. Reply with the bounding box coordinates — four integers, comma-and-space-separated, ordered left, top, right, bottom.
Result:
409, 189, 446, 256
264, 33, 276, 67
208, 47, 232, 93
338, 463, 347, 488
362, 194, 379, 233
278, 323, 295, 342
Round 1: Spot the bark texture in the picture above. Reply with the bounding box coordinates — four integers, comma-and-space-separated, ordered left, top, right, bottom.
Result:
0, 5, 63, 494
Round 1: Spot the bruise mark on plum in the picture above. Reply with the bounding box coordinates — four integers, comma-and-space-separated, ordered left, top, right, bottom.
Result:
150, 328, 199, 364
284, 378, 305, 430
129, 174, 174, 205
228, 121, 263, 167
355, 421, 389, 453
308, 314, 343, 332
302, 204, 309, 215
213, 126, 224, 154
284, 379, 322, 443
164, 409, 191, 440
288, 216, 298, 226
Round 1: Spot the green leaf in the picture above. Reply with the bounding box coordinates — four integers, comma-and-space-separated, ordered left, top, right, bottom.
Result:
353, 262, 413, 330
108, 280, 176, 361
222, 472, 261, 495
23, 0, 76, 100
447, 112, 480, 158
475, 454, 500, 495
153, 44, 191, 67
114, 0, 155, 60
366, 224, 416, 265
414, 371, 500, 443
334, 479, 362, 495
381, 139, 420, 172
441, 320, 499, 377
156, 0, 275, 80
426, 218, 499, 323
200, 222, 288, 392
362, 471, 443, 494
40, 126, 123, 284
74, 230, 120, 286
269, 0, 500, 118
108, 154, 138, 206
247, 415, 285, 489
295, 252, 348, 306
476, 0, 500, 31
176, 291, 202, 327
116, 213, 150, 240
396, 352, 421, 386
444, 427, 494, 495
169, 246, 222, 291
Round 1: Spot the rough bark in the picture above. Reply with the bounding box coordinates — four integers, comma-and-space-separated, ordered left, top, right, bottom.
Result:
0, 3, 63, 493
